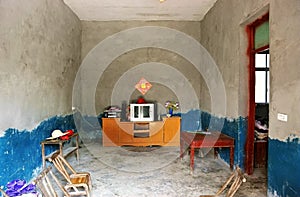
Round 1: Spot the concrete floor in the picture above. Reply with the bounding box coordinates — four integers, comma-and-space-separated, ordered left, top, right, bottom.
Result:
67, 142, 267, 197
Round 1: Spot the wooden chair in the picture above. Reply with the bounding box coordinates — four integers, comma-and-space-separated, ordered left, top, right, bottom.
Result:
48, 151, 91, 197
0, 188, 9, 197
1, 168, 65, 197
199, 166, 246, 197
33, 166, 70, 197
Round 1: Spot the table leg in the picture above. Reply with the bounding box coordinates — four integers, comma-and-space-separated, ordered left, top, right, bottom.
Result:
180, 139, 185, 160
190, 146, 195, 172
214, 148, 218, 159
230, 146, 234, 170
76, 134, 79, 164
59, 143, 63, 157
41, 144, 45, 168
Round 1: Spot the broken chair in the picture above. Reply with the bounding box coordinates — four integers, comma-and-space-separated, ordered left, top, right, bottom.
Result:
48, 151, 91, 197
0, 188, 9, 197
199, 166, 246, 197
33, 166, 71, 197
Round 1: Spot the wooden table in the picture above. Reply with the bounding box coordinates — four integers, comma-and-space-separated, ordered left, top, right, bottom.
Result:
180, 131, 235, 172
41, 133, 79, 167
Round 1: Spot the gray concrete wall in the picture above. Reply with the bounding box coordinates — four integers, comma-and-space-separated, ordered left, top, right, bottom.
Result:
201, 0, 300, 140
200, 0, 269, 118
80, 21, 206, 116
201, 0, 300, 196
269, 0, 300, 140
267, 1, 300, 193
0, 0, 81, 134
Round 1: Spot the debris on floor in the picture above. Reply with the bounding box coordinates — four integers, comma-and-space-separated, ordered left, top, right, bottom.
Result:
67, 143, 267, 197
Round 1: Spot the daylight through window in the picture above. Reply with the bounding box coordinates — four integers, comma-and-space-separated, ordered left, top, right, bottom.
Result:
255, 50, 269, 103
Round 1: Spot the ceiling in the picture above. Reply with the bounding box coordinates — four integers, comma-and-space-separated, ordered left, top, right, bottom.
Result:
63, 0, 218, 21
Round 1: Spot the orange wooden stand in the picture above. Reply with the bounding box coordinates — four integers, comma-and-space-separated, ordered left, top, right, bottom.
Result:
102, 117, 180, 147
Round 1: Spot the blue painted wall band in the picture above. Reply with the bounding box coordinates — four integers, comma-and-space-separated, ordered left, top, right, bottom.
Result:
0, 115, 76, 188
2, 110, 298, 197
268, 138, 300, 196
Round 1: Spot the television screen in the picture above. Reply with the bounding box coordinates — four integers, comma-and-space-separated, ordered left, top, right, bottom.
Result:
142, 106, 150, 118
130, 104, 154, 122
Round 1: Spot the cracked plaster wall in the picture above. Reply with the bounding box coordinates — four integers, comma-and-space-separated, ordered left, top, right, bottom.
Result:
201, 0, 300, 196
0, 0, 81, 133
80, 19, 248, 170
200, 0, 270, 118
0, 0, 81, 186
80, 21, 205, 115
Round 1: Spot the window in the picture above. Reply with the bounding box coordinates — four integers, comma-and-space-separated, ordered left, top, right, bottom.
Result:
255, 50, 269, 103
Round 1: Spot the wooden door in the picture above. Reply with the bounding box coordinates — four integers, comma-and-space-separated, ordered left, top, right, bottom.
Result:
102, 118, 119, 146
163, 117, 180, 146
150, 121, 164, 145
119, 122, 133, 144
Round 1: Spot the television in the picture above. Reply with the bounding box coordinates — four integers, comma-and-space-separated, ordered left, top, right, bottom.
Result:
130, 103, 154, 122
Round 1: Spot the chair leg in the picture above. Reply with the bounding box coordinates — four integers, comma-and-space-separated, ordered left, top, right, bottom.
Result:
0, 188, 9, 197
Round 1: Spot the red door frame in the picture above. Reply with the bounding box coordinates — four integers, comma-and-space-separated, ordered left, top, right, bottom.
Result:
245, 13, 269, 175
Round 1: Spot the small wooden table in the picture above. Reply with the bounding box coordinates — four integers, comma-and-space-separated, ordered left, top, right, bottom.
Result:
41, 133, 79, 167
180, 131, 235, 172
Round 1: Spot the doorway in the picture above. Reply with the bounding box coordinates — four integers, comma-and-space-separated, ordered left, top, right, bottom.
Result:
245, 13, 269, 175
254, 49, 269, 169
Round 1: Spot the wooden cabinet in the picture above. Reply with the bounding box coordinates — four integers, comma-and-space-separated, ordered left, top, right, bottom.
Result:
163, 116, 180, 146
102, 117, 180, 147
119, 121, 133, 143
149, 121, 164, 144
102, 118, 120, 146
254, 140, 268, 168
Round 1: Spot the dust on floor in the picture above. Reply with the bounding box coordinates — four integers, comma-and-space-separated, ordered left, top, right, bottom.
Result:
67, 143, 267, 197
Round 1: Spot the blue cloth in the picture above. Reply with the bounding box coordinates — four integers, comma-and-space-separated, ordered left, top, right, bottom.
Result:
5, 179, 36, 196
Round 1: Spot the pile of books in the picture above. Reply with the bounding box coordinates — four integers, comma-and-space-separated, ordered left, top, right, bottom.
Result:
103, 106, 121, 118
